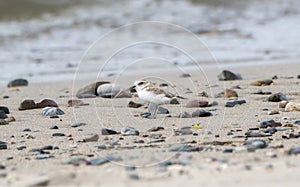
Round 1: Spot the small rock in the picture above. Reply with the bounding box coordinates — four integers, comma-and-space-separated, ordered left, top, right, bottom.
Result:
0, 141, 8, 150
250, 79, 273, 86
5, 116, 15, 122
63, 157, 88, 165
244, 139, 267, 149
180, 73, 191, 78
71, 122, 87, 128
245, 131, 271, 137
52, 133, 65, 137
217, 89, 238, 98
76, 81, 110, 98
268, 92, 288, 102
192, 109, 212, 117
67, 99, 87, 107
185, 100, 208, 108
0, 107, 9, 114
36, 99, 58, 108
36, 154, 51, 159
207, 101, 218, 107
140, 112, 151, 118
101, 128, 118, 135
148, 126, 164, 132
260, 119, 282, 128
262, 127, 277, 134
218, 70, 242, 81
23, 128, 31, 132
88, 158, 109, 166
268, 110, 279, 115
7, 78, 28, 88
178, 112, 192, 118
0, 111, 7, 119
0, 164, 5, 170
19, 100, 36, 110
97, 83, 123, 98
149, 134, 162, 139
16, 145, 26, 150
287, 147, 300, 155
42, 107, 64, 117
169, 144, 202, 152
170, 98, 180, 104
133, 140, 144, 144
225, 100, 246, 107
285, 102, 300, 111
121, 126, 139, 136
50, 125, 59, 129
251, 90, 272, 95
279, 101, 289, 108
128, 173, 140, 180
173, 127, 193, 135
127, 101, 143, 108
83, 134, 99, 142
294, 120, 300, 125
0, 119, 8, 125
157, 107, 169, 114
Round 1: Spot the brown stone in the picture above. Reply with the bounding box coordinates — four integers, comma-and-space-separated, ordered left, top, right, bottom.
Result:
217, 89, 238, 98
19, 100, 36, 110
36, 99, 58, 108
185, 100, 209, 108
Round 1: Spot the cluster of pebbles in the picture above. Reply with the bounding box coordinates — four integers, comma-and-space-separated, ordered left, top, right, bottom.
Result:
1, 72, 300, 185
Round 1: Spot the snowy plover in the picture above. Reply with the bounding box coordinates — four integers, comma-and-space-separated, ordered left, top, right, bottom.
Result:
132, 80, 183, 119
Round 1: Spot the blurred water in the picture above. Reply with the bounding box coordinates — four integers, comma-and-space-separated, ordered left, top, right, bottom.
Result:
0, 0, 300, 86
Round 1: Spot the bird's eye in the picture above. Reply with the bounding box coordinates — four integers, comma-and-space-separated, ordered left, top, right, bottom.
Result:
138, 82, 144, 86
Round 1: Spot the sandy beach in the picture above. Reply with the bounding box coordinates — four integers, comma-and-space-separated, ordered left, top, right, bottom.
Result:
0, 61, 300, 187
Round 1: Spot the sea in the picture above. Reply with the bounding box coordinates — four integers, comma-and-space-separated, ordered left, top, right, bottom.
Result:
0, 0, 300, 87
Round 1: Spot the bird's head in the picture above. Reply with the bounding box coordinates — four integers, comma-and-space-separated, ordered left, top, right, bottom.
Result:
133, 80, 151, 92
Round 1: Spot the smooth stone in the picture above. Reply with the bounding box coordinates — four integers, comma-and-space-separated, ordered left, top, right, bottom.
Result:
180, 73, 191, 78
169, 144, 201, 152
173, 127, 193, 135
149, 134, 162, 139
63, 157, 88, 165
250, 79, 273, 86
260, 119, 282, 128
268, 92, 288, 102
287, 147, 300, 155
140, 112, 151, 118
192, 109, 212, 117
217, 89, 238, 98
23, 128, 31, 132
97, 83, 123, 98
67, 99, 87, 107
83, 134, 99, 142
50, 125, 59, 129
52, 133, 65, 137
218, 70, 242, 81
0, 164, 5, 170
178, 112, 192, 118
208, 101, 218, 107
128, 173, 140, 180
223, 149, 234, 153
36, 99, 58, 108
285, 102, 300, 111
71, 122, 87, 128
148, 126, 164, 132
170, 98, 180, 104
18, 100, 36, 110
88, 158, 109, 166
268, 110, 279, 115
279, 101, 289, 108
42, 107, 64, 117
252, 90, 272, 95
16, 145, 26, 150
0, 111, 7, 119
275, 127, 292, 131
5, 116, 15, 122
133, 140, 144, 144
0, 119, 8, 125
127, 101, 143, 108
263, 127, 277, 134
225, 100, 246, 107
76, 81, 110, 98
0, 141, 7, 150
185, 100, 208, 108
157, 106, 169, 114
245, 131, 272, 137
7, 78, 28, 87
294, 120, 300, 125
0, 107, 9, 114
101, 128, 118, 135
244, 139, 267, 149
121, 126, 139, 136
36, 154, 51, 159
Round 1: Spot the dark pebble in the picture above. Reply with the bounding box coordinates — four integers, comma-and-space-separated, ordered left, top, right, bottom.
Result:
133, 140, 144, 144
223, 149, 234, 153
7, 78, 28, 88
225, 100, 246, 107
170, 98, 180, 104
149, 139, 165, 144
260, 119, 282, 128
249, 127, 259, 131
180, 73, 191, 78
121, 127, 139, 136
16, 145, 27, 150
0, 164, 5, 170
169, 144, 202, 152
36, 99, 58, 108
294, 120, 300, 125
0, 111, 8, 119
140, 112, 151, 118
128, 173, 140, 180
50, 125, 59, 129
218, 70, 242, 81
288, 146, 300, 155
159, 83, 169, 87
263, 127, 277, 134
88, 158, 109, 166
0, 107, 9, 114
192, 109, 212, 117
147, 126, 164, 132
0, 141, 7, 150
19, 100, 36, 110
52, 133, 65, 137
125, 166, 136, 171
127, 101, 143, 108
3, 96, 9, 99
268, 92, 288, 102
157, 107, 169, 114
71, 122, 87, 128
23, 128, 31, 132
101, 128, 118, 135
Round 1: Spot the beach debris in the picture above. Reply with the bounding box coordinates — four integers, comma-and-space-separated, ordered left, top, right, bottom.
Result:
218, 70, 242, 81
185, 100, 208, 108
250, 79, 273, 86
121, 126, 139, 136
178, 112, 192, 118
192, 109, 212, 117
76, 81, 110, 98
19, 99, 36, 110
7, 78, 28, 88
217, 89, 238, 98
259, 119, 282, 128
268, 92, 288, 102
42, 107, 64, 117
225, 100, 246, 107
101, 128, 118, 135
127, 101, 143, 108
285, 102, 300, 111
36, 99, 58, 108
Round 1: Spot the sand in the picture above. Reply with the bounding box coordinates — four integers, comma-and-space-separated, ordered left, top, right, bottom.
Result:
1, 61, 300, 187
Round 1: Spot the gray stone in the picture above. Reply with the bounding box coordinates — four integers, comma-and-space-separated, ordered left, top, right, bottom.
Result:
218, 70, 242, 81
0, 107, 9, 114
244, 139, 267, 149
148, 126, 164, 132
192, 109, 212, 117
178, 112, 192, 118
76, 81, 110, 98
0, 141, 7, 150
7, 78, 28, 87
97, 83, 123, 98
36, 154, 51, 159
0, 119, 8, 125
268, 92, 288, 102
157, 107, 169, 114
88, 158, 109, 166
16, 145, 27, 150
101, 128, 118, 135
71, 122, 87, 128
121, 127, 139, 136
42, 107, 64, 117
169, 144, 202, 152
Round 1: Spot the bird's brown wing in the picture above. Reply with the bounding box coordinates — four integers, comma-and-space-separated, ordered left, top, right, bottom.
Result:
146, 87, 175, 98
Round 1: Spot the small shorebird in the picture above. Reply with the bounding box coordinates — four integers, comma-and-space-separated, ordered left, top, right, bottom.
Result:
132, 80, 183, 119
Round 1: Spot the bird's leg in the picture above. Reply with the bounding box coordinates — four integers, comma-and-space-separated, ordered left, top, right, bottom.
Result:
148, 103, 159, 119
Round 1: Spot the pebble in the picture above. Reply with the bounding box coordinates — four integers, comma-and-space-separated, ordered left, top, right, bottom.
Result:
67, 99, 87, 107
169, 144, 202, 152
52, 133, 65, 137
178, 112, 192, 118
36, 154, 51, 159
16, 145, 27, 150
0, 106, 9, 114
294, 120, 300, 125
149, 139, 165, 143
5, 116, 15, 122
23, 128, 31, 132
0, 164, 5, 170
101, 128, 118, 135
83, 134, 99, 142
225, 100, 246, 107
245, 131, 272, 137
0, 111, 8, 119
88, 158, 109, 166
262, 127, 277, 134
208, 101, 218, 107
0, 119, 8, 125
180, 73, 191, 78
50, 125, 59, 129
185, 100, 208, 108
127, 101, 143, 108
223, 149, 234, 153
250, 79, 273, 86
148, 126, 164, 132
173, 127, 193, 135
97, 83, 123, 98
19, 100, 36, 110
192, 109, 212, 117
252, 90, 272, 95
170, 98, 180, 104
268, 92, 288, 102
285, 102, 300, 111
42, 107, 64, 117
36, 99, 58, 108
121, 126, 139, 136
218, 70, 242, 81
217, 89, 238, 98
260, 119, 282, 128
244, 139, 267, 150
140, 112, 151, 118
279, 101, 289, 108
71, 122, 87, 128
128, 173, 140, 180
267, 110, 279, 115
133, 140, 144, 144
0, 141, 8, 150
63, 156, 88, 165
287, 147, 300, 155
149, 134, 162, 139
7, 78, 28, 87
76, 81, 110, 98
157, 106, 169, 114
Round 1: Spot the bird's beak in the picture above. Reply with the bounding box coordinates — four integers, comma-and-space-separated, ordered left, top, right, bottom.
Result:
129, 85, 137, 93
